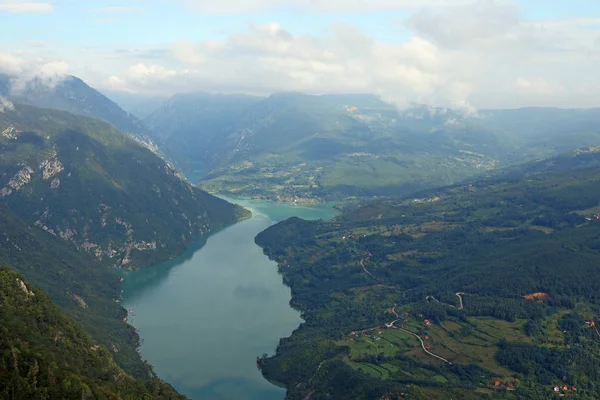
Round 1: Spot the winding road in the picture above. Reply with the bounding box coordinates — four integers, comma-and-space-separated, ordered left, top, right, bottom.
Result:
456, 292, 465, 309
386, 318, 451, 364
360, 259, 379, 281
426, 293, 466, 310
354, 253, 457, 365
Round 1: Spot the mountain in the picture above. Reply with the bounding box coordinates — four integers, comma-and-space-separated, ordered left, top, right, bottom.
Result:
145, 91, 600, 202
102, 90, 168, 120
0, 204, 149, 376
0, 74, 153, 143
143, 92, 263, 179
0, 266, 185, 399
254, 150, 600, 399
0, 103, 249, 269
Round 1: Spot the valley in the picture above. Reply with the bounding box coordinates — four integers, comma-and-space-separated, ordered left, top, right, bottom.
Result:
145, 93, 600, 202
2, 73, 600, 400
119, 198, 338, 399
3, 3, 600, 399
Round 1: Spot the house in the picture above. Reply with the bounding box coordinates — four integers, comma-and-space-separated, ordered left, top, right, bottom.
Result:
554, 386, 560, 392
494, 381, 501, 387
424, 319, 432, 326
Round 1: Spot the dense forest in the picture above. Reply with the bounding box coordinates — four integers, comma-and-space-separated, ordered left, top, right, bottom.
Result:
255, 150, 600, 399
0, 266, 185, 399
0, 104, 248, 270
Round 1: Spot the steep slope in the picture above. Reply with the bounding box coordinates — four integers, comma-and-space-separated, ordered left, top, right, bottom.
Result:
0, 266, 185, 399
0, 74, 152, 142
0, 204, 148, 377
0, 104, 249, 269
143, 92, 262, 178
254, 151, 600, 399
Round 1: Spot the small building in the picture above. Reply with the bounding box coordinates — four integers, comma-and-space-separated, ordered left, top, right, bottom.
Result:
424, 319, 432, 326
554, 386, 560, 392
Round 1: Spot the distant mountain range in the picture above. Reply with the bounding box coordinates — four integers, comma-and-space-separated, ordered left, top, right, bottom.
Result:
144, 91, 600, 201
5, 73, 599, 204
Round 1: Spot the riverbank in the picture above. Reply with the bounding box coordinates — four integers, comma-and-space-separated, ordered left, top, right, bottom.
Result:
118, 198, 339, 400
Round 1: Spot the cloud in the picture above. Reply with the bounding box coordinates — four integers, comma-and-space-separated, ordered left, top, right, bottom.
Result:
0, 53, 69, 93
3, 1, 600, 109
0, 53, 24, 75
0, 96, 15, 112
94, 2, 600, 109
406, 1, 522, 49
515, 78, 563, 95
100, 22, 476, 108
0, 2, 53, 12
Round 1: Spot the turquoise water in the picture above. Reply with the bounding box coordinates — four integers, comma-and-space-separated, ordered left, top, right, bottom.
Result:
120, 199, 338, 400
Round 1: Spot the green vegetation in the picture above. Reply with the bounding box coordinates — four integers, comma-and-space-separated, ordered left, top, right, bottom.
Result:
145, 91, 600, 201
0, 103, 251, 396
0, 74, 151, 141
0, 104, 249, 269
0, 205, 149, 378
254, 151, 600, 399
0, 266, 185, 399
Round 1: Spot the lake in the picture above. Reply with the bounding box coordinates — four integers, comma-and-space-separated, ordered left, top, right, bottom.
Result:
120, 198, 339, 400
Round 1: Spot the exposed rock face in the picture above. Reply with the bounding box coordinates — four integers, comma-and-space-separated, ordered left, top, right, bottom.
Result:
72, 294, 88, 309
5, 166, 34, 193
50, 177, 60, 189
1, 125, 18, 139
1, 104, 246, 270
40, 158, 64, 180
16, 278, 34, 297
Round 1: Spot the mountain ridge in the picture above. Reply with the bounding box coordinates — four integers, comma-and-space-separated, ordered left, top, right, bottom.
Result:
144, 90, 600, 202
0, 103, 248, 269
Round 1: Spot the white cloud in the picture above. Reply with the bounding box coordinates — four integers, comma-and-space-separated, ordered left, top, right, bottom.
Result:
0, 96, 15, 112
0, 52, 24, 75
0, 53, 69, 93
2, 1, 599, 109
0, 2, 53, 12
515, 78, 563, 95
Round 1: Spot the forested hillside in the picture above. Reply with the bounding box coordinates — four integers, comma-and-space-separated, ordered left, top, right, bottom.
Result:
0, 205, 149, 378
255, 150, 600, 399
0, 74, 152, 142
145, 91, 600, 202
0, 266, 185, 399
0, 104, 248, 269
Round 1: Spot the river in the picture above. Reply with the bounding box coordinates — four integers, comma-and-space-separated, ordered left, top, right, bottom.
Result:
120, 198, 339, 400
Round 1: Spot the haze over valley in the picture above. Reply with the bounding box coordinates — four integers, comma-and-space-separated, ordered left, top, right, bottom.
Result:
2, 1, 600, 399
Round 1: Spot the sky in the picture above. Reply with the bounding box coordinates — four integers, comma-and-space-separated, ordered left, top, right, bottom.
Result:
0, 0, 599, 108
